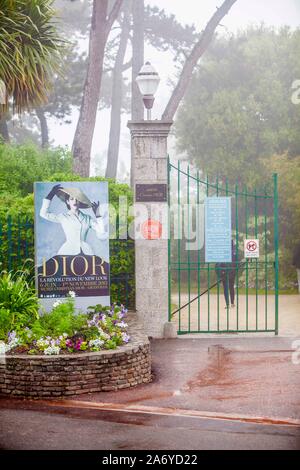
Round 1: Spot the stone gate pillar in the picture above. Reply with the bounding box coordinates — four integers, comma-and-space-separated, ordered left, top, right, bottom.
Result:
127, 120, 175, 338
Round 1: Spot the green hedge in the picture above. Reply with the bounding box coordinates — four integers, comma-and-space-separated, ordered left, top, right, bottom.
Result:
0, 143, 72, 197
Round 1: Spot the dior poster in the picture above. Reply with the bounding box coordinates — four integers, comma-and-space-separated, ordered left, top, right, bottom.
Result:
34, 182, 110, 310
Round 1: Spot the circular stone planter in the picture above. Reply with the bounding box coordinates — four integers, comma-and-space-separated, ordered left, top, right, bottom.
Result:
0, 313, 152, 398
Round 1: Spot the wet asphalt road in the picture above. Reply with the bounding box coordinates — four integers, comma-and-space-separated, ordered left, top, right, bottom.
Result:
1, 406, 300, 450
1, 336, 300, 450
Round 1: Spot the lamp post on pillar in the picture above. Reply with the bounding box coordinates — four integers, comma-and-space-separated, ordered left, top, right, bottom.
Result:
135, 62, 160, 120
128, 62, 177, 339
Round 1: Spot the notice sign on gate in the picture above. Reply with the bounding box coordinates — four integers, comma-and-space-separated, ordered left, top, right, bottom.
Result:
205, 197, 232, 263
244, 239, 259, 258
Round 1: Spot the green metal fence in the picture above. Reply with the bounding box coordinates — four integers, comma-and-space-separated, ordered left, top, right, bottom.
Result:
0, 216, 33, 271
0, 218, 135, 309
168, 158, 279, 335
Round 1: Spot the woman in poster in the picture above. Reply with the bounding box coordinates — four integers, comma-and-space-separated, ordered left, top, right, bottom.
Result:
40, 184, 106, 256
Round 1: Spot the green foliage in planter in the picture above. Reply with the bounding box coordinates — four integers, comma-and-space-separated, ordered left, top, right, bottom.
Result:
0, 269, 38, 340
31, 299, 87, 339
3, 302, 130, 355
104, 339, 117, 350
0, 308, 13, 341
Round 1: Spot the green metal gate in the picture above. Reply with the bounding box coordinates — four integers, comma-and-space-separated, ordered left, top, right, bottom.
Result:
168, 158, 279, 335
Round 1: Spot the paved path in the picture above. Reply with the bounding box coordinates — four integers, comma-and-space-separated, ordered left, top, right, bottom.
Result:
171, 294, 300, 336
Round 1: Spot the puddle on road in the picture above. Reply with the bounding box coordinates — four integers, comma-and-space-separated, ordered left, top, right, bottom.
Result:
180, 345, 292, 400
183, 345, 233, 392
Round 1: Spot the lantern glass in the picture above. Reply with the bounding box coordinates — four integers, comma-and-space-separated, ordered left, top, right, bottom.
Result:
136, 62, 160, 96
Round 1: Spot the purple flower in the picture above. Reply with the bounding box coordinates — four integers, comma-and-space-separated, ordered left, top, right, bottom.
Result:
75, 340, 82, 351
8, 331, 17, 341
122, 333, 130, 343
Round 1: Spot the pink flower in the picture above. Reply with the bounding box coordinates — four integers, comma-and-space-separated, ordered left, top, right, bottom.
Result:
75, 339, 82, 350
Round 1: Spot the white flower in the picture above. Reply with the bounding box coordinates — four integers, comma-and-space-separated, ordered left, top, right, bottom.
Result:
68, 291, 76, 298
9, 339, 20, 348
37, 338, 50, 349
53, 300, 62, 308
8, 331, 17, 341
7, 331, 20, 349
44, 345, 60, 355
116, 322, 128, 329
24, 328, 33, 339
100, 332, 110, 341
89, 339, 104, 349
0, 342, 6, 356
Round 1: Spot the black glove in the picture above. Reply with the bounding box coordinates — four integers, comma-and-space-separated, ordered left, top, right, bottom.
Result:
92, 201, 101, 218
46, 184, 62, 200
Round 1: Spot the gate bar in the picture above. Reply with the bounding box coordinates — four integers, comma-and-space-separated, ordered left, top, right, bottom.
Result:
171, 261, 248, 316
171, 280, 220, 317
273, 173, 279, 335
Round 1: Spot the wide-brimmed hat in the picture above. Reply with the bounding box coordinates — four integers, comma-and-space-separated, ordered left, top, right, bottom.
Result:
57, 187, 92, 209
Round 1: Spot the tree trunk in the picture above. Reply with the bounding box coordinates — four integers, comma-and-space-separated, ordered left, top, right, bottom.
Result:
162, 0, 237, 121
131, 0, 144, 121
36, 107, 49, 148
105, 2, 131, 179
72, 0, 123, 176
130, 0, 144, 185
0, 115, 10, 142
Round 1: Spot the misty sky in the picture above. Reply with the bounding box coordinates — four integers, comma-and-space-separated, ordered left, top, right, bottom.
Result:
147, 0, 300, 32
49, 0, 300, 179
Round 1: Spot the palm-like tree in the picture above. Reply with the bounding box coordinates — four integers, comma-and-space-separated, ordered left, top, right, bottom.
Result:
0, 0, 63, 115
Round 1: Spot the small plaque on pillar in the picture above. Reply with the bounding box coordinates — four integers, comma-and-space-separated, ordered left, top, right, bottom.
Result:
135, 184, 167, 202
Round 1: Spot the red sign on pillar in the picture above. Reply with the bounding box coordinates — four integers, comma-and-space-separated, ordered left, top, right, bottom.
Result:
141, 219, 162, 240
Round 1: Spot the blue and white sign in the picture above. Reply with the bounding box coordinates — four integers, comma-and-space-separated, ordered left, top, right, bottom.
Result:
205, 197, 232, 263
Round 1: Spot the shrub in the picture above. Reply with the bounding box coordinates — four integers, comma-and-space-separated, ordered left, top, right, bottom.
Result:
0, 269, 38, 340
0, 142, 72, 197
31, 298, 87, 339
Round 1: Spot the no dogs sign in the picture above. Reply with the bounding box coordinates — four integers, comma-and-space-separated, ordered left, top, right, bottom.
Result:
244, 239, 259, 258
